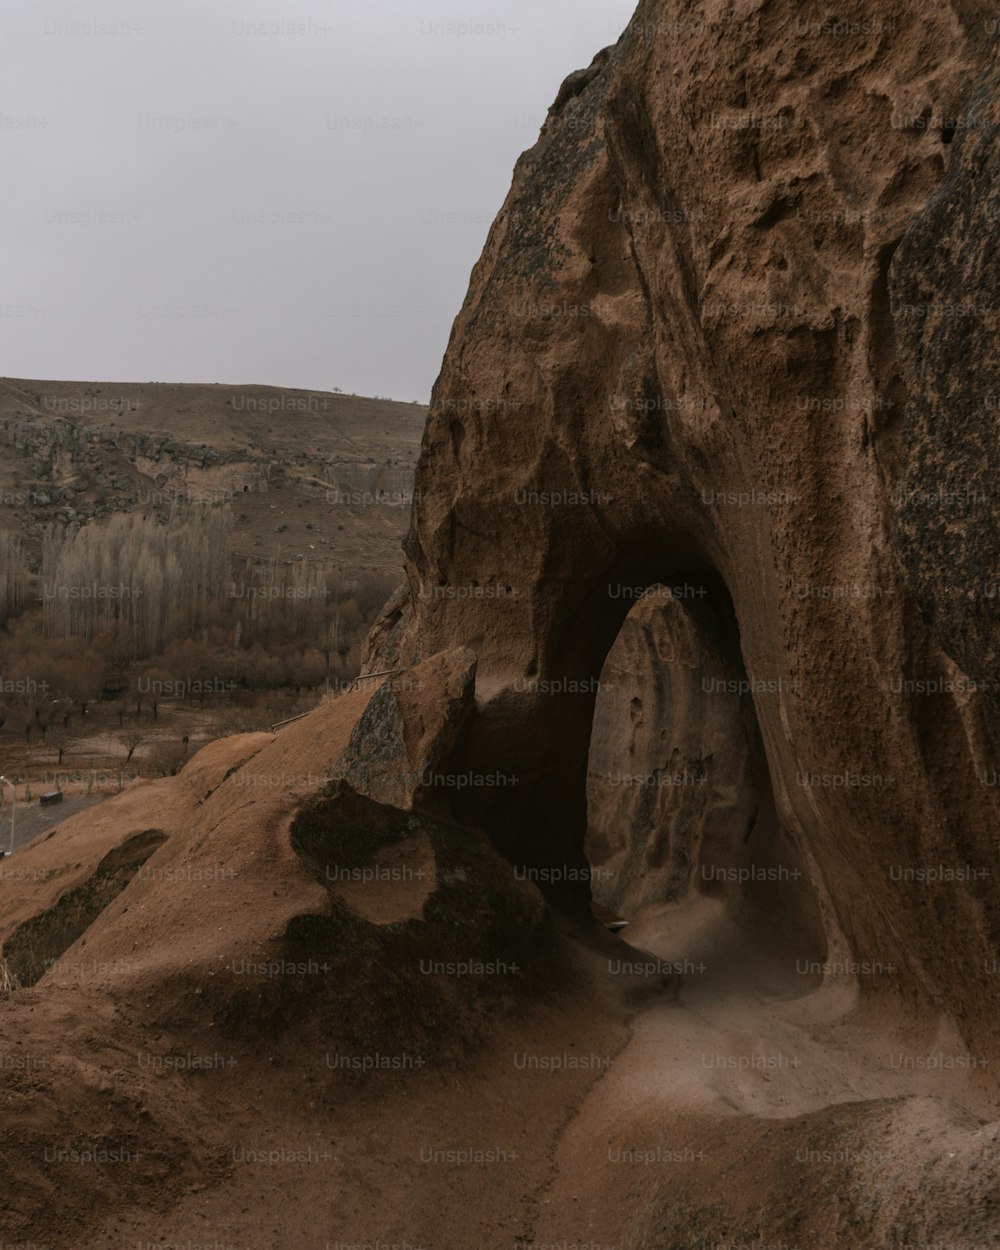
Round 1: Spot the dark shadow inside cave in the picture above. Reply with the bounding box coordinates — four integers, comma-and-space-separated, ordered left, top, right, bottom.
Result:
582, 570, 828, 973
438, 551, 828, 979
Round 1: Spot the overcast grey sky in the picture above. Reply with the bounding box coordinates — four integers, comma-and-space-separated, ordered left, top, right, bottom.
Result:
1, 1, 637, 402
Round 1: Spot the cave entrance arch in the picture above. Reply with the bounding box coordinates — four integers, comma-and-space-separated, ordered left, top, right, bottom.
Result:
582, 571, 827, 967
437, 549, 827, 970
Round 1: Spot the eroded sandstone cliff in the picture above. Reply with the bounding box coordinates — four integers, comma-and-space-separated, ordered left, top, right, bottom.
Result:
372, 0, 1000, 1061
6, 7, 1000, 1248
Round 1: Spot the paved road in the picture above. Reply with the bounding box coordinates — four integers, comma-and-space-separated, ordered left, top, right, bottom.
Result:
0, 793, 107, 856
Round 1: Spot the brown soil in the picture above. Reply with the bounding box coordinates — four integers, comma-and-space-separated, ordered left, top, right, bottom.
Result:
0, 685, 997, 1249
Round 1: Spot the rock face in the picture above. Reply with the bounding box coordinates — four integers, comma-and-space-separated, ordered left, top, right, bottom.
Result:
585, 588, 827, 959
331, 647, 478, 810
889, 53, 1000, 750
380, 0, 1000, 1056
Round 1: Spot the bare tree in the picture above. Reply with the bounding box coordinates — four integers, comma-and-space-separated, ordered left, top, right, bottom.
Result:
41, 504, 231, 662
121, 731, 143, 763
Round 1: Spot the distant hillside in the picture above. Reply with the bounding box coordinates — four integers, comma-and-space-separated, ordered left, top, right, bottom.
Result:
0, 378, 427, 575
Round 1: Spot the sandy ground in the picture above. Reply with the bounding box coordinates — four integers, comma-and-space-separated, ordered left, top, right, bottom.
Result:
4, 907, 995, 1250
1, 686, 998, 1249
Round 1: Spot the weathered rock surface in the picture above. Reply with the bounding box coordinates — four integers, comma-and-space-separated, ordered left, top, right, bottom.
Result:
384, 0, 1000, 1064
889, 51, 1000, 749
331, 647, 478, 809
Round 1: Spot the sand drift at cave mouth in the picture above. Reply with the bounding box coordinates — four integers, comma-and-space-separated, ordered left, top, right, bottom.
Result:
532, 896, 999, 1250
591, 894, 889, 1122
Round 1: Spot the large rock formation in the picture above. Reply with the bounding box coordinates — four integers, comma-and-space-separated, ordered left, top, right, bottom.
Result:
585, 590, 751, 917
4, 9, 1000, 1246
373, 0, 1000, 1060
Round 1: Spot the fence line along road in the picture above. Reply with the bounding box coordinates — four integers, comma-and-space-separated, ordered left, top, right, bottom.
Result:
269, 670, 401, 732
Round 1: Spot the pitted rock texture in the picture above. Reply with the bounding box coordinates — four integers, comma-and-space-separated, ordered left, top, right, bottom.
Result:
332, 647, 477, 810
889, 53, 1000, 749
388, 0, 1000, 1059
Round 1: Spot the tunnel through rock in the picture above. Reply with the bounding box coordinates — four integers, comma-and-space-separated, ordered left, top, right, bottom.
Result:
432, 562, 827, 978
584, 578, 827, 973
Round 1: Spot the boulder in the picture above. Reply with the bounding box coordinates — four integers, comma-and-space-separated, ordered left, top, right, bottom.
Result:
331, 647, 478, 810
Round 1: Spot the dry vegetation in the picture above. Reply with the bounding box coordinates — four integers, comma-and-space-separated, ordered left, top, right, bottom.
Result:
0, 504, 397, 794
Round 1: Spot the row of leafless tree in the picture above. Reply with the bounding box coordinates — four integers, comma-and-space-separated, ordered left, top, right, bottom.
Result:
0, 506, 398, 704
41, 506, 230, 657
0, 532, 25, 627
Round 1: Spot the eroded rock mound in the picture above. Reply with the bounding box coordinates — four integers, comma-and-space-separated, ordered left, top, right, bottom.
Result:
0, 687, 554, 1243
1, 828, 167, 987
387, 0, 1000, 1058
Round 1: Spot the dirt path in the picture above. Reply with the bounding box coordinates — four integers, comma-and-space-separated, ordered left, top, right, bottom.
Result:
0, 792, 106, 854
531, 898, 998, 1248
5, 836, 997, 1249
73, 902, 995, 1250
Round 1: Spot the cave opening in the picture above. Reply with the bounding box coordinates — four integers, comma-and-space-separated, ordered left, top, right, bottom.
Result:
438, 551, 828, 986
581, 564, 829, 984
